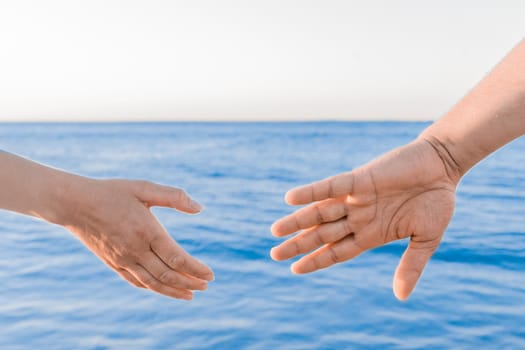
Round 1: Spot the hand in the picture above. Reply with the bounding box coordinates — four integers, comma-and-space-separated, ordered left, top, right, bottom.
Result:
271, 139, 459, 300
58, 178, 214, 300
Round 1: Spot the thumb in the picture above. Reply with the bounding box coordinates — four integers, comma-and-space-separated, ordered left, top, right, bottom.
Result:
393, 237, 440, 301
134, 181, 203, 214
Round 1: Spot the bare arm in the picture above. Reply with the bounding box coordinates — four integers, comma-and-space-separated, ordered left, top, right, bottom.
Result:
0, 151, 214, 300
420, 38, 525, 177
271, 38, 525, 300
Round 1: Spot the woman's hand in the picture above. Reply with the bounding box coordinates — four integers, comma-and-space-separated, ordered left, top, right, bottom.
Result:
271, 139, 459, 300
58, 178, 214, 300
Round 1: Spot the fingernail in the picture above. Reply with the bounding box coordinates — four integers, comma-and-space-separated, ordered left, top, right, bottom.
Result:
291, 262, 307, 274
270, 247, 278, 260
270, 224, 280, 237
204, 272, 214, 282
190, 199, 203, 211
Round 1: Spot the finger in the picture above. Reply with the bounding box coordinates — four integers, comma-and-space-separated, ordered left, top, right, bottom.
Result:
130, 264, 194, 300
271, 219, 352, 261
150, 233, 214, 282
116, 267, 145, 289
105, 258, 145, 289
291, 234, 368, 274
285, 172, 355, 205
135, 181, 202, 214
393, 237, 440, 301
271, 198, 347, 237
140, 252, 208, 291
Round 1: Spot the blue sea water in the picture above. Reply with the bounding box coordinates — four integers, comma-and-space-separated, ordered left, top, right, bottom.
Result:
0, 122, 524, 349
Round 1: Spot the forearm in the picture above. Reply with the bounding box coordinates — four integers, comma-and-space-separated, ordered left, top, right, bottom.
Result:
0, 151, 76, 224
419, 38, 525, 179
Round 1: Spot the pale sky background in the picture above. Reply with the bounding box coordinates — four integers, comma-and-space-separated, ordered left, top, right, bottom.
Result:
0, 0, 523, 122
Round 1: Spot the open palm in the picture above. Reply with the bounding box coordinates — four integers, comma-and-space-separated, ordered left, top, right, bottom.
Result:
271, 139, 459, 300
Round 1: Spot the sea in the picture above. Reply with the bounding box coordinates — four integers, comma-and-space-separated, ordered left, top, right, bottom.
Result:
0, 122, 524, 349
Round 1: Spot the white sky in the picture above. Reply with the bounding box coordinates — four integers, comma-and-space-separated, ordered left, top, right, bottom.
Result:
0, 0, 523, 121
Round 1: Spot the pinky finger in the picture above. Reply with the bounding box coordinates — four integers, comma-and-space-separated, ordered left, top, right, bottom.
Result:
105, 259, 145, 289
116, 268, 146, 289
131, 264, 194, 300
291, 234, 366, 273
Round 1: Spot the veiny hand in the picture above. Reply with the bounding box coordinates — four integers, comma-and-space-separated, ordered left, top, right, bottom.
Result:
58, 178, 214, 300
271, 138, 460, 300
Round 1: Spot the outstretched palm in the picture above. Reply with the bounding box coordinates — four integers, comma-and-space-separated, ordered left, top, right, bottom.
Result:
271, 139, 459, 300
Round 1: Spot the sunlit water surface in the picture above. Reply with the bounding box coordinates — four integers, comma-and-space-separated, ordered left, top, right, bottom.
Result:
0, 122, 524, 349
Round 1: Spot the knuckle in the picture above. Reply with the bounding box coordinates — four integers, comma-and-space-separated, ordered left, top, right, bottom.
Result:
149, 235, 162, 250
411, 237, 440, 253
328, 246, 340, 263
411, 264, 424, 275
292, 240, 301, 255
312, 229, 324, 246
310, 184, 316, 201
141, 275, 157, 287
136, 180, 151, 192
328, 179, 335, 198
159, 270, 175, 284
314, 206, 324, 223
312, 257, 321, 270
171, 188, 186, 201
294, 215, 302, 230
168, 254, 186, 269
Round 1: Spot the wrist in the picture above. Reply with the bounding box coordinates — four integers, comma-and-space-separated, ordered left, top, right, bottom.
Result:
416, 126, 465, 184
41, 171, 90, 226
417, 40, 525, 180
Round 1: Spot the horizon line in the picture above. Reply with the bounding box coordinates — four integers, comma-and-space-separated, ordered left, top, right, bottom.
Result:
0, 118, 436, 123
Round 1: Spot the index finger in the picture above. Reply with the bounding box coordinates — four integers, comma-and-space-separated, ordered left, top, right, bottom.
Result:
271, 198, 347, 237
285, 172, 355, 205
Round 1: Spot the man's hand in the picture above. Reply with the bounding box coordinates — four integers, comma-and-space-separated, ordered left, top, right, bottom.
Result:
271, 139, 459, 300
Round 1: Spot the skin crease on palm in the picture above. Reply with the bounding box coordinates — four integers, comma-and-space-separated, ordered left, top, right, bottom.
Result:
270, 139, 458, 301
271, 38, 525, 301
